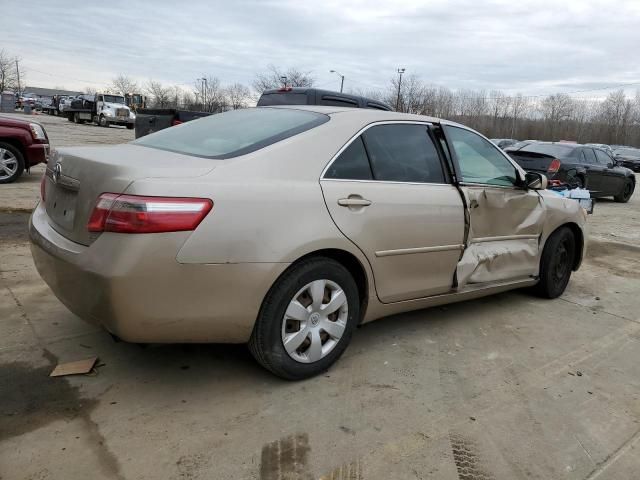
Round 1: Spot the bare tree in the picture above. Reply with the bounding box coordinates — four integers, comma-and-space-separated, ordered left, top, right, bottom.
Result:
252, 65, 314, 95
195, 76, 226, 112
111, 75, 138, 95
0, 49, 22, 92
84, 87, 97, 95
145, 79, 171, 107
225, 82, 251, 109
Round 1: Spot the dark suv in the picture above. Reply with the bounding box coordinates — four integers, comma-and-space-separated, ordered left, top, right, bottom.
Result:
507, 142, 635, 202
257, 87, 392, 111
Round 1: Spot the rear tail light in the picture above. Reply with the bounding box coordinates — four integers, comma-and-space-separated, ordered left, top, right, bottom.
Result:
171, 119, 183, 126
547, 159, 561, 173
87, 194, 213, 234
40, 175, 46, 203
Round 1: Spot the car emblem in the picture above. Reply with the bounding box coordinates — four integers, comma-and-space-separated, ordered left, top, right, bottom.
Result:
53, 163, 62, 184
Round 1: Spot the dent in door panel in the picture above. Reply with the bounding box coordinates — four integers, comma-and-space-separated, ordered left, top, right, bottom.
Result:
456, 187, 545, 288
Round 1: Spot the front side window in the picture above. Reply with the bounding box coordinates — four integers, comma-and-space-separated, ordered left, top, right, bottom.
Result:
444, 126, 517, 186
362, 124, 445, 183
325, 137, 372, 180
134, 108, 329, 159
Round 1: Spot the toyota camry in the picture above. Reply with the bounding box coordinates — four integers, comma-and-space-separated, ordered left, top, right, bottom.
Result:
30, 106, 587, 379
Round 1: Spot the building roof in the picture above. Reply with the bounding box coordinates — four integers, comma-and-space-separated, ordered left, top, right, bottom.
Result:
23, 86, 83, 97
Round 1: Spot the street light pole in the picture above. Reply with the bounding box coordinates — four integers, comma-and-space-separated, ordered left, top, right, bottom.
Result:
396, 68, 405, 112
329, 70, 345, 93
200, 77, 207, 109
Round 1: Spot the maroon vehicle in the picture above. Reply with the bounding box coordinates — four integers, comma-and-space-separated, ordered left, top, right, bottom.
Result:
0, 116, 50, 183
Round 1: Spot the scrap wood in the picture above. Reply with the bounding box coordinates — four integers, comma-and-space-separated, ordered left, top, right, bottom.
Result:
50, 356, 98, 377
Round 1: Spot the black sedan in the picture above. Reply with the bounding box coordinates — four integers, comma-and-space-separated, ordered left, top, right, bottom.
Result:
613, 147, 640, 172
507, 142, 636, 202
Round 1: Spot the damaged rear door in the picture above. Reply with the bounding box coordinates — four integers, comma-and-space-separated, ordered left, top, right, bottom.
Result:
442, 125, 546, 288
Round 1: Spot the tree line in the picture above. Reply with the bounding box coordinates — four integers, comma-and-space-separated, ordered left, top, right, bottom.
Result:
120, 67, 639, 147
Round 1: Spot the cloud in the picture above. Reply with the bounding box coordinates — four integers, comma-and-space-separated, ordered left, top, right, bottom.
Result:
1, 0, 638, 96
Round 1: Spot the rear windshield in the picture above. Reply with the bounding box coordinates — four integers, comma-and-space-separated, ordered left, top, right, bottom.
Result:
519, 144, 574, 158
257, 93, 309, 106
133, 107, 329, 159
615, 148, 640, 157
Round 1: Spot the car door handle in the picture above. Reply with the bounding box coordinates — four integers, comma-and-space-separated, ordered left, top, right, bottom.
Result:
338, 197, 372, 207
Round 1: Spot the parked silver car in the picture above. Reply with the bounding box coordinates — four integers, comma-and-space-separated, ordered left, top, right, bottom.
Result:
30, 106, 587, 379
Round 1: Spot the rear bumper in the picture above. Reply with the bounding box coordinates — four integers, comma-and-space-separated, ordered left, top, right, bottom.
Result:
29, 203, 288, 343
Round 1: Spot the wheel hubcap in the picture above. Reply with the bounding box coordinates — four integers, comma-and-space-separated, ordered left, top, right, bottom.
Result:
281, 279, 348, 364
0, 148, 18, 180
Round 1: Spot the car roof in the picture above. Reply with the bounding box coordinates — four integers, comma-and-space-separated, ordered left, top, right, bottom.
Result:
264, 105, 447, 126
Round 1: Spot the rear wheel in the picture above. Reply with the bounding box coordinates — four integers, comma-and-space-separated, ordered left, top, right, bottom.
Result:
533, 227, 576, 299
0, 142, 25, 184
249, 257, 359, 380
614, 179, 634, 203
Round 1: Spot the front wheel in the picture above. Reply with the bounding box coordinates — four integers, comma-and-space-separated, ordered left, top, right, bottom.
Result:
0, 142, 25, 184
614, 179, 634, 203
533, 227, 576, 299
249, 257, 360, 380
99, 115, 109, 127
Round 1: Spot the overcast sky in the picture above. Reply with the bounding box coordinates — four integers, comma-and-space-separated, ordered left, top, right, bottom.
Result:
2, 0, 639, 97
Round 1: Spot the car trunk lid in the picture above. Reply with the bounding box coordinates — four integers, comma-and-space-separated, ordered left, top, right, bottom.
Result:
43, 144, 218, 245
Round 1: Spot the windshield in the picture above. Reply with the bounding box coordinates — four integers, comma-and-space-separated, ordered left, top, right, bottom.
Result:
133, 107, 329, 159
103, 95, 125, 104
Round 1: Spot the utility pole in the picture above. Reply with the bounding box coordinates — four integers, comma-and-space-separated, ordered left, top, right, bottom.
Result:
395, 68, 405, 112
329, 70, 344, 92
15, 59, 21, 95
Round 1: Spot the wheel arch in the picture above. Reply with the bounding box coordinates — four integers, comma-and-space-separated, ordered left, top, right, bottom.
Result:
547, 222, 584, 271
0, 137, 26, 159
276, 248, 370, 323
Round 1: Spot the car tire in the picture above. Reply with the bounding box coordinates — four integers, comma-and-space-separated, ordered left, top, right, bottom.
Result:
532, 226, 576, 299
99, 115, 108, 127
575, 175, 585, 189
614, 179, 634, 203
249, 257, 360, 380
126, 124, 134, 130
0, 142, 25, 184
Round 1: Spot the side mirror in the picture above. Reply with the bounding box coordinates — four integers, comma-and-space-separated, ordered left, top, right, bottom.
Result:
525, 172, 548, 190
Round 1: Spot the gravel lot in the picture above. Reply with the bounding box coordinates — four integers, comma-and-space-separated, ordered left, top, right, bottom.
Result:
1, 111, 639, 479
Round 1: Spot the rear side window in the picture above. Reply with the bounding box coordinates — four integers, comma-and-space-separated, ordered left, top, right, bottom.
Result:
582, 148, 597, 164
133, 108, 328, 159
363, 124, 445, 183
595, 149, 612, 165
257, 93, 309, 106
325, 137, 372, 180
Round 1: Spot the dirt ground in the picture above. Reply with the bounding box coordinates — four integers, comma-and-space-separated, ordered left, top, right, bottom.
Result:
1, 111, 639, 479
